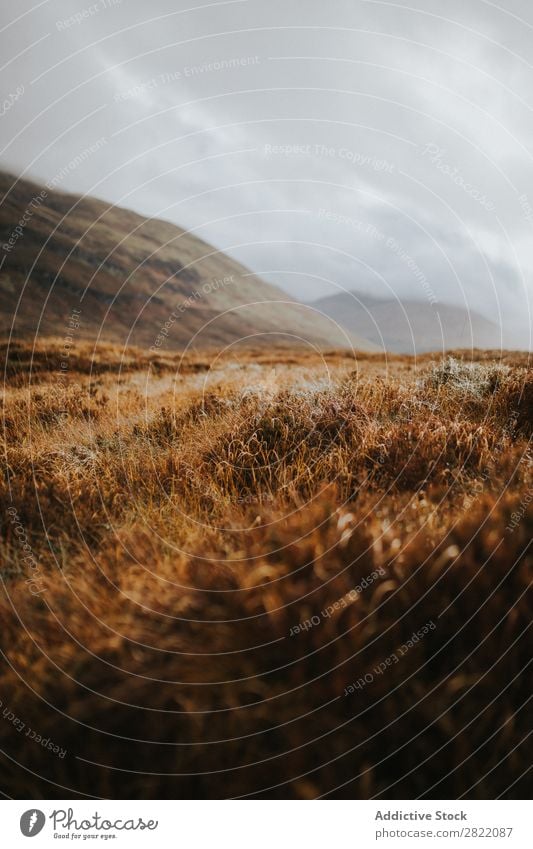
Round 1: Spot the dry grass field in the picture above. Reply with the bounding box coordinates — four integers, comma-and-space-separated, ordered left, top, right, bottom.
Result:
0, 340, 531, 799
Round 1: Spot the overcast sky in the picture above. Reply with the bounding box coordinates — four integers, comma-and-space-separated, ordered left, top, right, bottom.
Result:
1, 0, 532, 347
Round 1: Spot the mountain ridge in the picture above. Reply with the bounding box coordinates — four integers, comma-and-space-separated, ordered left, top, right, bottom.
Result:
312, 289, 502, 353
0, 172, 374, 352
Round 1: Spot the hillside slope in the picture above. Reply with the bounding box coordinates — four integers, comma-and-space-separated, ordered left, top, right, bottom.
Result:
313, 291, 502, 353
0, 173, 373, 351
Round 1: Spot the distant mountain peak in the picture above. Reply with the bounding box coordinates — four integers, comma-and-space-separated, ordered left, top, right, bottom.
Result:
312, 289, 502, 353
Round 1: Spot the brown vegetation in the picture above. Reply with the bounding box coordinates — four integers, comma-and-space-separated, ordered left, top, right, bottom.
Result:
0, 341, 531, 798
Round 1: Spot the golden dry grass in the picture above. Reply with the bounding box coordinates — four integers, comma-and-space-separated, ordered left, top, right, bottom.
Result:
0, 340, 531, 799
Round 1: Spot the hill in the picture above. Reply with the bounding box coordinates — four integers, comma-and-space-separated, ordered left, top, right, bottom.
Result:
312, 290, 502, 353
0, 172, 373, 351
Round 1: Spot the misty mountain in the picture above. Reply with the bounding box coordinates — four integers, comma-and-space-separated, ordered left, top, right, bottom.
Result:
312, 290, 502, 353
0, 173, 374, 352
